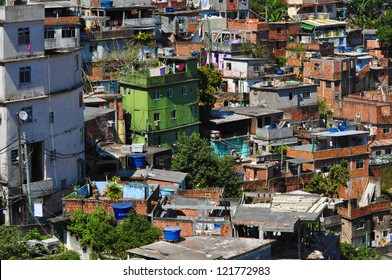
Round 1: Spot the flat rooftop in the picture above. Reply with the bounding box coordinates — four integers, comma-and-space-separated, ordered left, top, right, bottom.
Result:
127, 236, 275, 260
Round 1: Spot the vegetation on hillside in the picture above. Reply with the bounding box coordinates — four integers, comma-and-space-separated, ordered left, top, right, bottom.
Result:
171, 132, 242, 198
67, 207, 162, 260
305, 160, 351, 197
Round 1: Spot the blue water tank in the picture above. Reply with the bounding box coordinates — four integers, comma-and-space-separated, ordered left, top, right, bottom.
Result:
101, 0, 113, 8
329, 127, 339, 132
163, 226, 181, 241
345, 47, 352, 52
128, 154, 146, 169
165, 7, 174, 12
276, 69, 284, 75
160, 188, 175, 197
112, 202, 134, 220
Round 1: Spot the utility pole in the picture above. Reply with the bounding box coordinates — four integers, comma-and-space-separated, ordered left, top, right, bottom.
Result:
22, 132, 32, 222
16, 113, 23, 197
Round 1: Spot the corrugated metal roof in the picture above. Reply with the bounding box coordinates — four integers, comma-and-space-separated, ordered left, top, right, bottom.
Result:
301, 18, 346, 27
313, 130, 369, 137
83, 106, 115, 122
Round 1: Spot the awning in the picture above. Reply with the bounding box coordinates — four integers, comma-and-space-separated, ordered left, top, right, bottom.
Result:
286, 158, 314, 165
301, 23, 315, 31
357, 55, 373, 60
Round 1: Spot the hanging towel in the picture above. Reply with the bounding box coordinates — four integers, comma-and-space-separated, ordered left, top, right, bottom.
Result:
149, 67, 161, 77
27, 43, 31, 51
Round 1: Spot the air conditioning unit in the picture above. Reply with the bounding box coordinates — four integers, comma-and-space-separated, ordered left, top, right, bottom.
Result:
154, 120, 160, 126
305, 52, 313, 58
355, 113, 361, 120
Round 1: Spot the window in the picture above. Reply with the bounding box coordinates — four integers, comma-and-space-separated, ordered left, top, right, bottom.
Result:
154, 113, 160, 122
153, 91, 160, 100
153, 135, 161, 146
302, 89, 311, 99
19, 66, 31, 85
321, 164, 331, 173
375, 150, 382, 156
226, 63, 232, 70
89, 43, 98, 53
385, 148, 391, 155
44, 28, 55, 39
377, 214, 384, 223
62, 27, 76, 38
171, 110, 177, 119
314, 63, 320, 70
18, 27, 30, 45
356, 159, 364, 169
356, 219, 364, 230
254, 66, 260, 73
21, 106, 33, 123
49, 112, 54, 123
326, 81, 331, 88
326, 4, 333, 13
191, 105, 197, 115
189, 87, 193, 95
11, 149, 18, 164
383, 127, 390, 134
167, 88, 173, 98
335, 81, 340, 87
277, 27, 282, 34
317, 6, 323, 13
314, 79, 320, 86
182, 86, 187, 95
289, 92, 293, 100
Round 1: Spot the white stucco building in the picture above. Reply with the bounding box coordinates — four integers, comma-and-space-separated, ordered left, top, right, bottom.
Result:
0, 3, 84, 225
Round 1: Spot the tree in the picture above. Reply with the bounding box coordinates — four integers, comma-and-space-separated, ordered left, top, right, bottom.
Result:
340, 242, 381, 260
171, 132, 242, 198
67, 207, 161, 259
241, 42, 270, 60
197, 65, 222, 114
345, 0, 390, 28
0, 226, 31, 260
304, 160, 350, 197
250, 0, 288, 22
376, 10, 392, 55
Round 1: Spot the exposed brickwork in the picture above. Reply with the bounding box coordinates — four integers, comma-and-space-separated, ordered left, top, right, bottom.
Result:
227, 19, 268, 32
153, 218, 194, 237
177, 189, 221, 198
44, 16, 80, 26
339, 200, 391, 219
282, 104, 319, 122
64, 198, 148, 216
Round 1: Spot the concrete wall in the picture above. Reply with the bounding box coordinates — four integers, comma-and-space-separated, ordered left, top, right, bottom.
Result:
0, 6, 44, 60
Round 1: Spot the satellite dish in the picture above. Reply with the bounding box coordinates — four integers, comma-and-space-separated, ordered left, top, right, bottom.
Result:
18, 111, 28, 121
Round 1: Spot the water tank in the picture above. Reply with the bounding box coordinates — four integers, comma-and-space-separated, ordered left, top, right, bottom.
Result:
345, 47, 352, 52
160, 188, 175, 197
163, 226, 181, 241
100, 0, 113, 7
128, 154, 146, 169
112, 202, 134, 220
276, 69, 284, 75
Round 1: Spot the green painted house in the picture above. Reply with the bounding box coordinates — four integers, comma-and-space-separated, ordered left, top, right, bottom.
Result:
119, 56, 200, 149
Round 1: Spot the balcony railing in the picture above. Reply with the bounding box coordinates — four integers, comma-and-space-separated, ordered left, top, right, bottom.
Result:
120, 71, 190, 87
124, 17, 160, 27
287, 144, 368, 160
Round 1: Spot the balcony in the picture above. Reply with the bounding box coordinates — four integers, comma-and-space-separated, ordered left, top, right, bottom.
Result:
338, 200, 391, 220
287, 144, 368, 160
86, 27, 134, 41
257, 126, 294, 141
120, 71, 190, 87
124, 17, 160, 28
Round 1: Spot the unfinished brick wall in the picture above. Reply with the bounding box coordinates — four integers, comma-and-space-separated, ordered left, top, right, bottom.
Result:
153, 218, 194, 237
177, 189, 221, 198
282, 104, 319, 122
175, 42, 201, 57
63, 199, 148, 216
